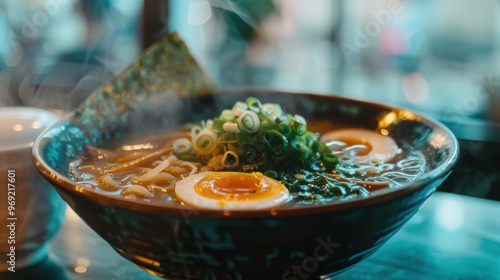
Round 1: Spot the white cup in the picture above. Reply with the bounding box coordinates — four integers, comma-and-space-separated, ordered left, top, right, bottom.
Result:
0, 107, 66, 272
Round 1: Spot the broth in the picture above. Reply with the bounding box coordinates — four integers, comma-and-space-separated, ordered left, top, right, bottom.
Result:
70, 125, 426, 208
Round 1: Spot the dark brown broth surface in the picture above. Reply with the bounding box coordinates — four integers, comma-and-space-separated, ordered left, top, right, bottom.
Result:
71, 124, 426, 208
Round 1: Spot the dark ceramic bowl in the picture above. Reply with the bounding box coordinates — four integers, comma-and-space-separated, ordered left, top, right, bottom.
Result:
32, 90, 459, 279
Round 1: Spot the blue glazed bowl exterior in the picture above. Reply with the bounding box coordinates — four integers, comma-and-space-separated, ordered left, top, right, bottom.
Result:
32, 90, 459, 279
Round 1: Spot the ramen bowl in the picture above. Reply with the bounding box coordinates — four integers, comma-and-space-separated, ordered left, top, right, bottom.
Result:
32, 90, 459, 279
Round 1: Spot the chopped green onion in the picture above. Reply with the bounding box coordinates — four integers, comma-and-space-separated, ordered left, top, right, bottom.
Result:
302, 131, 318, 147
322, 152, 338, 168
246, 97, 262, 113
211, 117, 225, 133
237, 110, 260, 133
233, 101, 247, 111
277, 122, 293, 137
221, 109, 235, 121
275, 114, 289, 124
294, 114, 307, 126
318, 143, 331, 154
261, 129, 288, 156
261, 103, 275, 115
173, 138, 192, 154
205, 119, 213, 130
190, 125, 202, 142
259, 121, 274, 134
232, 101, 247, 116
261, 103, 283, 118
262, 103, 283, 120
290, 115, 307, 135
223, 122, 240, 133
222, 151, 239, 168
290, 138, 308, 160
193, 129, 218, 155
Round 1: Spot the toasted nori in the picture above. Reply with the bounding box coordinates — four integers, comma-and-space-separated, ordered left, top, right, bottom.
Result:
73, 32, 215, 145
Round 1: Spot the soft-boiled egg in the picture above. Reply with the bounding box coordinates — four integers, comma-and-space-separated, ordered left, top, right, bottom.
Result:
321, 128, 398, 164
174, 171, 290, 210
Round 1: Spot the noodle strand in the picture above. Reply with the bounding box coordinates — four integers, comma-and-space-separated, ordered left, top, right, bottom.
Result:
133, 159, 171, 184
326, 174, 389, 191
100, 146, 173, 174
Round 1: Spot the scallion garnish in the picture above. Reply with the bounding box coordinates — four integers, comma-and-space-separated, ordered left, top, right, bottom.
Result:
237, 110, 260, 133
173, 97, 338, 173
223, 122, 240, 133
173, 138, 192, 154
222, 151, 239, 168
245, 97, 262, 112
193, 129, 218, 155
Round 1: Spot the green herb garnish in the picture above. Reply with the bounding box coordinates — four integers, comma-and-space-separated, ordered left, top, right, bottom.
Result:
173, 97, 337, 173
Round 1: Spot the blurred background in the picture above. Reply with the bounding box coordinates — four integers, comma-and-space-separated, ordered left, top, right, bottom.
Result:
0, 0, 499, 200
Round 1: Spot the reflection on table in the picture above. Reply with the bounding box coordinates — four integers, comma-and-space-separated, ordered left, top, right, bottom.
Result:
2, 191, 499, 280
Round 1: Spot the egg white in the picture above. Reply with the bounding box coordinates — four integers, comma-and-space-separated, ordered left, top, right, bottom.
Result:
321, 128, 398, 163
174, 171, 290, 210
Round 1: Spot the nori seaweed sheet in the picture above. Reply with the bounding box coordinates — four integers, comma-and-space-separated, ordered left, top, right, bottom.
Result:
73, 32, 215, 146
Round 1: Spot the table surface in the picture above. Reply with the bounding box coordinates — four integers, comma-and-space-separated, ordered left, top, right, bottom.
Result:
2, 191, 500, 280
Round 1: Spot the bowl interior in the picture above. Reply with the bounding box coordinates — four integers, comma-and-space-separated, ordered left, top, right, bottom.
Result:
33, 89, 459, 216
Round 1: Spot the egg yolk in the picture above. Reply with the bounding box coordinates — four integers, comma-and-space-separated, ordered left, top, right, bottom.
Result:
321, 128, 398, 163
174, 171, 290, 210
194, 172, 279, 201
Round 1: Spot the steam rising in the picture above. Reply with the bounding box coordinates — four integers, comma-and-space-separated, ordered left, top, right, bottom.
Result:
187, 0, 212, 26
204, 0, 259, 29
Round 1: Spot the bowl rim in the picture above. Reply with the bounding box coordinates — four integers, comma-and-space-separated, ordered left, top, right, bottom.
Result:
32, 89, 460, 218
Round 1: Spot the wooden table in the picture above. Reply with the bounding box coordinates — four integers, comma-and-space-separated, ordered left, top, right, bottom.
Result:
3, 191, 500, 280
